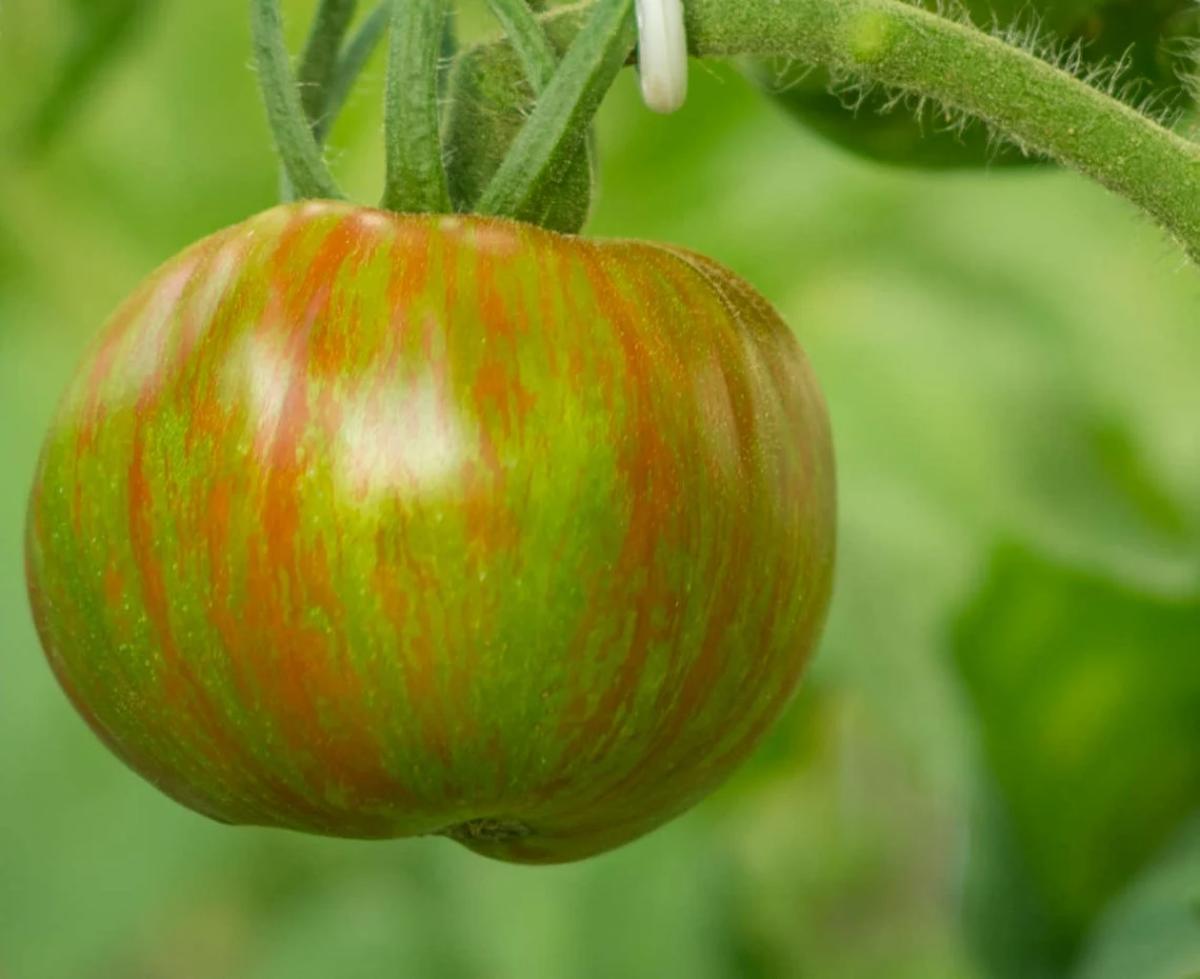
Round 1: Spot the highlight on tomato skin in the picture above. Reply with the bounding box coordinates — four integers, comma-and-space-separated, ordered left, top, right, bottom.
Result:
24, 201, 836, 865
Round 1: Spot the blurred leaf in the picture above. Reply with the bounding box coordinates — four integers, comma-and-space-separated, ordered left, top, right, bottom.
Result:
961, 777, 1074, 979
1075, 815, 1200, 979
24, 0, 158, 152
955, 543, 1200, 976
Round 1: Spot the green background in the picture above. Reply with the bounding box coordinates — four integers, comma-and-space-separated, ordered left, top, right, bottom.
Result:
2, 2, 1199, 977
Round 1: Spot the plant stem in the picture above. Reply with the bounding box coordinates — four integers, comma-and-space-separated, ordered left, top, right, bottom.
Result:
485, 0, 558, 90
251, 0, 346, 201
382, 0, 453, 213
476, 0, 1200, 260
297, 0, 358, 129
701, 0, 1200, 261
476, 0, 635, 223
318, 0, 390, 144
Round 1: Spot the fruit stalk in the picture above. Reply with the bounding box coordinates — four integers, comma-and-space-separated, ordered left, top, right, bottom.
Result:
318, 2, 390, 145
251, 0, 346, 201
296, 0, 359, 130
382, 0, 453, 212
476, 0, 1200, 261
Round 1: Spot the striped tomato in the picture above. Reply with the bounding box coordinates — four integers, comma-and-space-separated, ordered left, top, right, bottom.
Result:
25, 201, 836, 864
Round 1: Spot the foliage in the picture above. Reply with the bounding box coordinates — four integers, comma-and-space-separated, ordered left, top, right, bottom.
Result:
956, 545, 1200, 977
1076, 816, 1200, 979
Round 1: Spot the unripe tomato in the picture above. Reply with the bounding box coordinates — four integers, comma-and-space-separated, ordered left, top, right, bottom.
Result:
25, 202, 836, 864
753, 0, 1199, 168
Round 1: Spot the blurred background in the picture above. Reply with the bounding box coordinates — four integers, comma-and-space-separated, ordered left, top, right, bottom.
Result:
2, 2, 1200, 977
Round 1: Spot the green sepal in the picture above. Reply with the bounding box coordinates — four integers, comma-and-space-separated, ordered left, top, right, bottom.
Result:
443, 10, 596, 234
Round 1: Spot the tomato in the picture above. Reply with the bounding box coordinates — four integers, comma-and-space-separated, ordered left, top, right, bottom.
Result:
25, 202, 836, 864
753, 0, 1200, 168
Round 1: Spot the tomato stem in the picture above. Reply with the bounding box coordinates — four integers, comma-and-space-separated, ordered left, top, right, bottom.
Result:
255, 0, 1200, 260
251, 0, 346, 201
272, 0, 358, 201
475, 0, 635, 225
484, 0, 559, 91
298, 0, 359, 131
317, 1, 390, 145
471, 0, 1200, 261
381, 0, 453, 213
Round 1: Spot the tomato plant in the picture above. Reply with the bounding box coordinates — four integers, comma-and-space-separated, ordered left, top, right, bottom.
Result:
20, 0, 1200, 874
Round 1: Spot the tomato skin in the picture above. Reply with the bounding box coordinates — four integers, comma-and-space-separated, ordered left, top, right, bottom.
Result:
25, 202, 835, 864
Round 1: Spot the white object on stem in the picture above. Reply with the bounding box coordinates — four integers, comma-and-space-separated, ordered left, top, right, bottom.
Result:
635, 0, 688, 114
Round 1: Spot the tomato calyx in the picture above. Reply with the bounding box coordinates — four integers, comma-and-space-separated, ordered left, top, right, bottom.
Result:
252, 0, 645, 235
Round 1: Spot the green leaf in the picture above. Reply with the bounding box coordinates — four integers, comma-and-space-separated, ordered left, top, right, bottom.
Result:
954, 543, 1200, 974
1076, 816, 1200, 979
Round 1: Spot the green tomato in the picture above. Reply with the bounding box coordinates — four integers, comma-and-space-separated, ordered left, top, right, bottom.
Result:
25, 202, 836, 864
752, 0, 1200, 168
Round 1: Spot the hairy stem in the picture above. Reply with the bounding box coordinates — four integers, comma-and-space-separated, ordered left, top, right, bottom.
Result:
297, 0, 358, 128
476, 0, 635, 222
251, 0, 346, 201
485, 0, 558, 89
319, 1, 390, 144
473, 0, 1200, 260
382, 0, 453, 212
